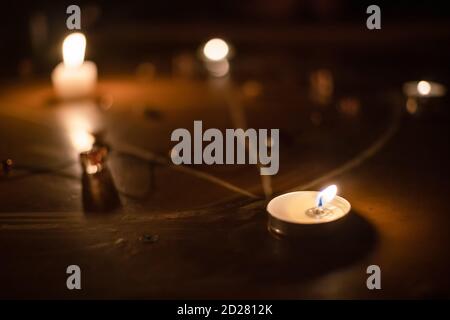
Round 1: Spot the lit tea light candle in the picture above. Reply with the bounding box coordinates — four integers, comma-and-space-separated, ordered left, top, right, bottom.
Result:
51, 32, 97, 99
267, 185, 351, 237
403, 80, 446, 98
201, 38, 232, 77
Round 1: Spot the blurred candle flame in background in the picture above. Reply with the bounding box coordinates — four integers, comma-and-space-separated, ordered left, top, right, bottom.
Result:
63, 33, 86, 68
202, 38, 231, 77
309, 69, 334, 105
203, 38, 229, 61
417, 80, 431, 96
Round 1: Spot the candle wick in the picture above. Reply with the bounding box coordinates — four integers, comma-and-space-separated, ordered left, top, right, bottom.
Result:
318, 196, 323, 207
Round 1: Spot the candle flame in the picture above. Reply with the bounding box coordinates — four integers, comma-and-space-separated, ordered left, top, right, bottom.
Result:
203, 38, 229, 61
63, 33, 86, 68
417, 81, 431, 96
317, 185, 337, 207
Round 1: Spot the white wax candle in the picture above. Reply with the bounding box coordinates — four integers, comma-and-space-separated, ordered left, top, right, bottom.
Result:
267, 190, 351, 225
51, 33, 97, 99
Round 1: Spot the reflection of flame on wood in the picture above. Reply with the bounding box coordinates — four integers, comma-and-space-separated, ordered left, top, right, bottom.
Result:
205, 59, 230, 77
71, 129, 95, 153
58, 101, 102, 153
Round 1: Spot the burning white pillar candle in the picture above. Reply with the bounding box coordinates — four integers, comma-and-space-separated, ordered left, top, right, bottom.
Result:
51, 32, 97, 99
267, 185, 351, 236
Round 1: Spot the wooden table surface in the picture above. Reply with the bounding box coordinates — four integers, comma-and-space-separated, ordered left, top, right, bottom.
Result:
1, 37, 449, 298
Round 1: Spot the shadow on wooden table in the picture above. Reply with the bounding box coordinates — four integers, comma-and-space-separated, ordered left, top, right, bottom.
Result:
218, 209, 378, 294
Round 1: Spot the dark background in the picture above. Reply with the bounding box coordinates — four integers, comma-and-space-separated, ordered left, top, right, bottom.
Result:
1, 1, 450, 78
